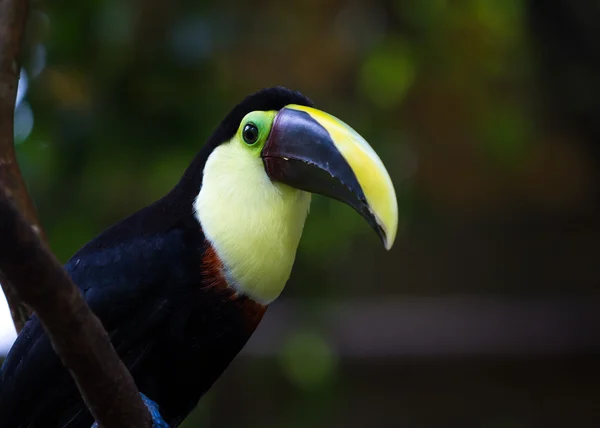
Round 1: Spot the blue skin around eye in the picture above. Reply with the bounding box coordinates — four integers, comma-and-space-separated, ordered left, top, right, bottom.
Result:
90, 393, 169, 428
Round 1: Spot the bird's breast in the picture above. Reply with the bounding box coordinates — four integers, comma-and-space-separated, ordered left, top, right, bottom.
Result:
200, 243, 267, 331
194, 142, 311, 305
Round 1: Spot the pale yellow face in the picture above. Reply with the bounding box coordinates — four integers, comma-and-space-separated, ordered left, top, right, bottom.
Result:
195, 111, 311, 304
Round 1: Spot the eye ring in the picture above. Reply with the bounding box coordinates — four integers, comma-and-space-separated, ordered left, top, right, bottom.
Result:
242, 123, 259, 145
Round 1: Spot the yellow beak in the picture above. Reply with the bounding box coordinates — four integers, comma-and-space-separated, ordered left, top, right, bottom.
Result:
261, 104, 398, 249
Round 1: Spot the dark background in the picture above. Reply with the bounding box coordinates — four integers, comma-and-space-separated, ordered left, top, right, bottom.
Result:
4, 0, 600, 426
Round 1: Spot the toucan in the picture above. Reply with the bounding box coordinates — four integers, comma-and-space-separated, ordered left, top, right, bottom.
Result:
0, 87, 397, 427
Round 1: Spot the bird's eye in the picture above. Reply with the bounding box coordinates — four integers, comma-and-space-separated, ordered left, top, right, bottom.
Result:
242, 123, 259, 145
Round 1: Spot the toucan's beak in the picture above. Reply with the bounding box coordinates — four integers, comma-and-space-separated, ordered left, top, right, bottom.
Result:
261, 104, 398, 250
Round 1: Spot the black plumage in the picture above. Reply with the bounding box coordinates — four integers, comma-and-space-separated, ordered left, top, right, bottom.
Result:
0, 87, 313, 427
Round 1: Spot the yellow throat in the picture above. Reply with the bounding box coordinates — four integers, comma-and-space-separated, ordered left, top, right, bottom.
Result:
194, 141, 311, 304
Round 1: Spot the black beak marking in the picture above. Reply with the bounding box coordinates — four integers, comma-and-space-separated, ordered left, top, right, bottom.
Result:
262, 108, 386, 244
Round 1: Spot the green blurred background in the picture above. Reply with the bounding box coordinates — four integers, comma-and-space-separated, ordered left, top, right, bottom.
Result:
8, 0, 600, 426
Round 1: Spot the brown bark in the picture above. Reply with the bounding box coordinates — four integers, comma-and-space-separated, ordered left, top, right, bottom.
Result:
0, 0, 35, 331
0, 0, 152, 426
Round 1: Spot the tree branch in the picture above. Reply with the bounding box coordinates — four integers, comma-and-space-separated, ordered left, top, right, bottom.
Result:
0, 0, 152, 426
0, 0, 36, 331
0, 190, 152, 427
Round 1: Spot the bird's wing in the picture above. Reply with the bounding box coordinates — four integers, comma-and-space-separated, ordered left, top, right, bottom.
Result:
0, 227, 198, 427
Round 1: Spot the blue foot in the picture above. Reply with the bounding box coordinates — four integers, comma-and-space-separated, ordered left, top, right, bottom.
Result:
91, 393, 169, 428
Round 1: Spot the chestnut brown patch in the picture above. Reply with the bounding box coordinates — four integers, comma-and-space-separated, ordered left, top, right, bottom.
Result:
201, 243, 266, 332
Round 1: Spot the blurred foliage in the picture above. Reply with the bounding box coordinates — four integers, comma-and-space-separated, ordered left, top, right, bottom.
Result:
10, 0, 600, 426
280, 330, 338, 389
